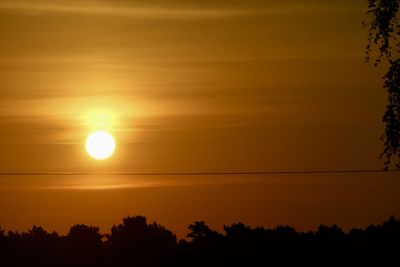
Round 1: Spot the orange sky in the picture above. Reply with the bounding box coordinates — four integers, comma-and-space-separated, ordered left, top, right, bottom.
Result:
0, 0, 399, 237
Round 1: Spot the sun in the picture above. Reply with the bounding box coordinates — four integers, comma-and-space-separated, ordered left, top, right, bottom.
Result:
85, 131, 116, 160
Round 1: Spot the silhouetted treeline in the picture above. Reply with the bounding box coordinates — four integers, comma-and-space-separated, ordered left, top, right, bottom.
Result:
1, 216, 400, 266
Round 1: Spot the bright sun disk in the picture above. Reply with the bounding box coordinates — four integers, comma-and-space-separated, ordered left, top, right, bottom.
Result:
85, 131, 116, 160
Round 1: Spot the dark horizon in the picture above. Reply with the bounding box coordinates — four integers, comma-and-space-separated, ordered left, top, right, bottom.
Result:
1, 215, 400, 266
1, 214, 399, 237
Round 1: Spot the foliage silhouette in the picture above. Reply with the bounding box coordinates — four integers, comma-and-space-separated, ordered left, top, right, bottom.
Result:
0, 216, 400, 266
107, 216, 177, 266
365, 0, 400, 169
65, 224, 104, 267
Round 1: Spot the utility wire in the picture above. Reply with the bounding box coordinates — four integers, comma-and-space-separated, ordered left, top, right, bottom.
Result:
0, 169, 398, 176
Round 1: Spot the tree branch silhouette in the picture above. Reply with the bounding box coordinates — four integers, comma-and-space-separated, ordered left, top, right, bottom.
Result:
365, 0, 400, 169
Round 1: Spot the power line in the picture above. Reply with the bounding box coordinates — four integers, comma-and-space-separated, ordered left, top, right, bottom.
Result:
0, 169, 399, 176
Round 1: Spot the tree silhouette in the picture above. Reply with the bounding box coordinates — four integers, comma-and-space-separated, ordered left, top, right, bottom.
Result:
187, 221, 222, 242
107, 216, 177, 266
184, 221, 224, 266
0, 216, 400, 266
67, 224, 103, 246
9, 226, 61, 266
365, 0, 400, 169
65, 225, 104, 267
0, 226, 5, 261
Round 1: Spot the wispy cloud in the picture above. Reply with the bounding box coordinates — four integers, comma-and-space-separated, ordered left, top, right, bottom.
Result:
0, 1, 362, 18
0, 175, 250, 191
0, 1, 246, 19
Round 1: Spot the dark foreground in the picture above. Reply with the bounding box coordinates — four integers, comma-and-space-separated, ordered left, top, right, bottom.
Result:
1, 216, 399, 267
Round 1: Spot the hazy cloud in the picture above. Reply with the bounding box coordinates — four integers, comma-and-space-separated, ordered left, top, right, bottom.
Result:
0, 1, 249, 19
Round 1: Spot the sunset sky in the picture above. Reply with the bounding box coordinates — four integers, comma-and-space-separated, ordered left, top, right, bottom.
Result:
0, 0, 399, 237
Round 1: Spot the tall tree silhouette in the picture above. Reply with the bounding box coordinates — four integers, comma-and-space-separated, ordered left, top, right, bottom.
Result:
184, 221, 224, 266
65, 224, 104, 266
107, 216, 177, 266
18, 226, 60, 266
365, 0, 400, 169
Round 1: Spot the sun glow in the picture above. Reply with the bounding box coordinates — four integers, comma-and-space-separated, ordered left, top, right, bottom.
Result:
85, 131, 116, 160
